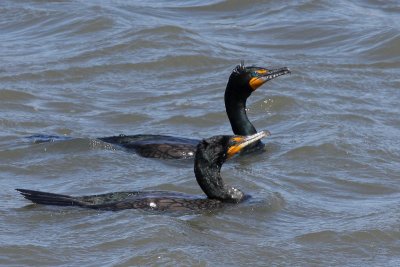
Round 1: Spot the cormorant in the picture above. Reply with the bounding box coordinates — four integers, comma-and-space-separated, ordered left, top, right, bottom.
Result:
99, 62, 290, 159
17, 131, 269, 212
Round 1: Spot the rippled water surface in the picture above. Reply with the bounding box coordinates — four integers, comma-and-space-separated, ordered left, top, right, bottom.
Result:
1, 0, 400, 266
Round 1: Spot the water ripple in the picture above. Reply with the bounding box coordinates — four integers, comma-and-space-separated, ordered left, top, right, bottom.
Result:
1, 0, 400, 266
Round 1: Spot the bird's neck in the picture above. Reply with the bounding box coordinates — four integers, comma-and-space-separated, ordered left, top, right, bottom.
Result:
224, 89, 257, 136
194, 155, 244, 203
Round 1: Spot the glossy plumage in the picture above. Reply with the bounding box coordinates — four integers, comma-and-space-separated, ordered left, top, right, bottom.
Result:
17, 131, 269, 212
99, 63, 290, 159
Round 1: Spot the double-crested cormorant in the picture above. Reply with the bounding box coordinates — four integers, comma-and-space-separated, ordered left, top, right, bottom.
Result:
99, 62, 290, 159
17, 131, 269, 212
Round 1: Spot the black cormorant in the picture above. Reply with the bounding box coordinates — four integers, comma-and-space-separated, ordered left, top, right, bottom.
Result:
99, 62, 290, 159
17, 131, 269, 212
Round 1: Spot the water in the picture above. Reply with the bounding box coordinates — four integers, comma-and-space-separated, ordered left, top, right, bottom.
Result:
1, 0, 400, 266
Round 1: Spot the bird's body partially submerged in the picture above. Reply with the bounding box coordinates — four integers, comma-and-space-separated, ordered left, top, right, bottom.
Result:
15, 190, 225, 211
99, 134, 198, 159
99, 63, 290, 159
17, 131, 270, 212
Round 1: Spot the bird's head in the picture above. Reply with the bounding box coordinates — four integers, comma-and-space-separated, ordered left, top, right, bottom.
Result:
197, 130, 271, 167
226, 61, 291, 98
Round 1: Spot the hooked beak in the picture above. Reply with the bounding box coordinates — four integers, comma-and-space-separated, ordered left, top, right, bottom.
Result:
227, 130, 271, 159
249, 67, 291, 91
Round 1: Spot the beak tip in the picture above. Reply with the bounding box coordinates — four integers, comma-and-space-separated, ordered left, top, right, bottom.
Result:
263, 130, 271, 137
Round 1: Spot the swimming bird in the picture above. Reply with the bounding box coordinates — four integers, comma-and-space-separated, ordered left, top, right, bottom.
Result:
17, 131, 269, 212
99, 62, 290, 159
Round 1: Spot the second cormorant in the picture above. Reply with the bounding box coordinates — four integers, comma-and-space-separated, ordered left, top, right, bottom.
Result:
17, 130, 270, 212
99, 62, 290, 159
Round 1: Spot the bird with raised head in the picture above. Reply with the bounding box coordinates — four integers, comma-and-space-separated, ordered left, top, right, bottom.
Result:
17, 130, 269, 212
99, 62, 290, 159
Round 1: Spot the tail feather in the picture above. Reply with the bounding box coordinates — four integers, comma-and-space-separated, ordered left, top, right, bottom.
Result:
16, 189, 83, 207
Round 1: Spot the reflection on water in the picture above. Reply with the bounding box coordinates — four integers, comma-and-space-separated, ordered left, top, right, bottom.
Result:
1, 0, 400, 266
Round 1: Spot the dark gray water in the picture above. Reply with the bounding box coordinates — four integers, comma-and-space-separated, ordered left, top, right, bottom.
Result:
1, 0, 400, 266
